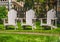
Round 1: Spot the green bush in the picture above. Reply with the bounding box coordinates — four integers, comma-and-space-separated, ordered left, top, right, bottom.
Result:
0, 6, 7, 19
0, 6, 8, 24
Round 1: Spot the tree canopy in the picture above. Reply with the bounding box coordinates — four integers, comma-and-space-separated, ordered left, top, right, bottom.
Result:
24, 0, 34, 10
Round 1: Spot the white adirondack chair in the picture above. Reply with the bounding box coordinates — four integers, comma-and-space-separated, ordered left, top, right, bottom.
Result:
4, 9, 18, 30
21, 9, 36, 30
40, 9, 57, 29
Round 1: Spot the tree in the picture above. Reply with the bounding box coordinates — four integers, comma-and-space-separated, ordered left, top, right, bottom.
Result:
24, 0, 34, 10
34, 0, 46, 18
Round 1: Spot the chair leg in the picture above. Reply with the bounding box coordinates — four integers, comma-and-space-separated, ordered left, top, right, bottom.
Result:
15, 27, 16, 30
32, 25, 36, 30
35, 26, 36, 29
15, 25, 18, 30
51, 26, 52, 30
32, 26, 34, 30
34, 26, 36, 29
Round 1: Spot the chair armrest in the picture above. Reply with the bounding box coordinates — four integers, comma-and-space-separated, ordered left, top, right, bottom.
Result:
16, 18, 25, 24
38, 18, 47, 25
39, 18, 47, 23
51, 18, 58, 20
16, 18, 25, 20
3, 18, 8, 25
32, 18, 37, 22
32, 18, 37, 21
32, 18, 37, 26
32, 18, 37, 19
39, 18, 47, 20
51, 18, 58, 28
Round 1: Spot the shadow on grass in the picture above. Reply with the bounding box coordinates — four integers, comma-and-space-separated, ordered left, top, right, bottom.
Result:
6, 28, 15, 30
57, 23, 60, 27
22, 26, 32, 30
5, 26, 15, 30
43, 27, 51, 30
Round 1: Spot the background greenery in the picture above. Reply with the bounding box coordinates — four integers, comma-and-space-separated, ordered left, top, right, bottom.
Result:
16, 0, 56, 18
0, 6, 8, 24
0, 6, 7, 19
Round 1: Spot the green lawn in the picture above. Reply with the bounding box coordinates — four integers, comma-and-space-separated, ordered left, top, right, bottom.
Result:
0, 21, 60, 34
0, 21, 60, 42
0, 33, 60, 42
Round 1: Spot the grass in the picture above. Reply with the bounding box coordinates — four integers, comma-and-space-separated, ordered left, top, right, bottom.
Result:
0, 21, 60, 42
0, 33, 60, 42
0, 21, 60, 34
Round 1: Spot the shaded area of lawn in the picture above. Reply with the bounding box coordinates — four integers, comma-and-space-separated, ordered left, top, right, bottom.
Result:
0, 33, 60, 42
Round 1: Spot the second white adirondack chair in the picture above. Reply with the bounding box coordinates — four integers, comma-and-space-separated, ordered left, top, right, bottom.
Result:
40, 9, 57, 29
21, 9, 36, 30
4, 9, 18, 30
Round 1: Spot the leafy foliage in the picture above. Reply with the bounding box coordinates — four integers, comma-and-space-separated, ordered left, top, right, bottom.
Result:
24, 0, 34, 10
0, 6, 7, 19
39, 0, 45, 3
17, 0, 23, 2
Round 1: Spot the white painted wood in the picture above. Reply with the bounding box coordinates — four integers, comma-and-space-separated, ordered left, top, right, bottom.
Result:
40, 9, 57, 29
8, 9, 17, 25
26, 9, 35, 26
4, 9, 18, 30
21, 9, 36, 30
47, 9, 56, 25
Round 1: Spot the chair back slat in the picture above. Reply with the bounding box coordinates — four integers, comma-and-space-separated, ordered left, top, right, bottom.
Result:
26, 9, 35, 25
8, 9, 17, 25
47, 9, 56, 25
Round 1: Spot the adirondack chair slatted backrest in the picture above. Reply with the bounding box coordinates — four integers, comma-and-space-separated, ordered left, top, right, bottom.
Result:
26, 9, 35, 26
8, 9, 17, 25
47, 9, 56, 25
